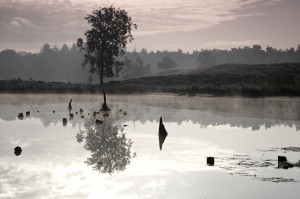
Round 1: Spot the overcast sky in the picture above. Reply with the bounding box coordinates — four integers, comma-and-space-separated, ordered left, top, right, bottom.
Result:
0, 0, 299, 52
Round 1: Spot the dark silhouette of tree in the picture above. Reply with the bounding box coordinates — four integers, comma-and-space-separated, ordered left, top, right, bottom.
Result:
122, 56, 151, 79
59, 44, 70, 56
77, 6, 137, 85
157, 55, 177, 71
197, 50, 217, 67
76, 116, 135, 174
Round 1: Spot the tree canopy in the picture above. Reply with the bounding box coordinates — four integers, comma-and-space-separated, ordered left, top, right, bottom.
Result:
157, 55, 177, 71
197, 50, 217, 67
77, 6, 137, 85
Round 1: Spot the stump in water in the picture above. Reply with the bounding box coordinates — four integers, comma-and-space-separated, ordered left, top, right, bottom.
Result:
100, 90, 110, 112
63, 118, 67, 126
207, 157, 214, 166
14, 146, 22, 156
68, 99, 72, 110
159, 117, 168, 151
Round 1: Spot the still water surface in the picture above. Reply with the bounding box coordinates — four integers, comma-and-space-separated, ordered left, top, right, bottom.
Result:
0, 94, 300, 198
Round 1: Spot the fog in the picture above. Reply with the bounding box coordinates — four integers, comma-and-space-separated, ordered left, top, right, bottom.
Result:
0, 44, 299, 83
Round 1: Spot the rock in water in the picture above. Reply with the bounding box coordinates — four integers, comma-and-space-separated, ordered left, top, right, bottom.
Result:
159, 117, 168, 150
18, 113, 24, 119
14, 146, 22, 156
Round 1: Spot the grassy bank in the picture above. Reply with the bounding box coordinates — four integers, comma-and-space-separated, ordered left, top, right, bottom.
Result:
1, 63, 300, 97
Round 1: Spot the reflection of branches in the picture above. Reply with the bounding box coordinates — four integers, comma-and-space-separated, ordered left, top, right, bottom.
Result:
77, 118, 134, 174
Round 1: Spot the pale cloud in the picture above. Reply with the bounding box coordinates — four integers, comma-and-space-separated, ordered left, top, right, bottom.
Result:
7, 17, 32, 29
0, 0, 290, 51
0, 0, 279, 35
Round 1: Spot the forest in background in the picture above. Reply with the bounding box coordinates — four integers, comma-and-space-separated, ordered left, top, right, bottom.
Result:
0, 43, 300, 83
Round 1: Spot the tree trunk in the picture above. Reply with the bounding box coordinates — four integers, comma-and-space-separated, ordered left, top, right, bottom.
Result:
99, 72, 103, 85
99, 50, 104, 86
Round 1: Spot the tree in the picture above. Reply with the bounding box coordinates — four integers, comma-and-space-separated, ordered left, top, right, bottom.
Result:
122, 56, 151, 79
157, 55, 177, 71
76, 114, 135, 174
77, 6, 137, 85
197, 50, 217, 67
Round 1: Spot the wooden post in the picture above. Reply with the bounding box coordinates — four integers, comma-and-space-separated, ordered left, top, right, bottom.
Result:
207, 157, 214, 166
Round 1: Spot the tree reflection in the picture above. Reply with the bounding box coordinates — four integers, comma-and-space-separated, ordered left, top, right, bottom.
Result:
77, 116, 134, 174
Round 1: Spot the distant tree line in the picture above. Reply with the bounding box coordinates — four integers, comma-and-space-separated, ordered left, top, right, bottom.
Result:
0, 44, 300, 83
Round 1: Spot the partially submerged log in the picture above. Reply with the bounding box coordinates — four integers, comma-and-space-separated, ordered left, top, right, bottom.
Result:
278, 156, 300, 169
96, 119, 103, 125
100, 90, 110, 112
159, 117, 168, 150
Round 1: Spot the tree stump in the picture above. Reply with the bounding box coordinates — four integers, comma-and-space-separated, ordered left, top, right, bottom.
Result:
100, 90, 110, 112
207, 157, 214, 166
14, 146, 22, 156
68, 99, 72, 110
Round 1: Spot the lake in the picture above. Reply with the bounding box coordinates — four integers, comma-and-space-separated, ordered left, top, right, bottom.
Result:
0, 93, 300, 199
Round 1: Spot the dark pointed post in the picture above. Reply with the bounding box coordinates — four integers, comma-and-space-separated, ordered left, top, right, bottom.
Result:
159, 117, 168, 150
68, 99, 72, 110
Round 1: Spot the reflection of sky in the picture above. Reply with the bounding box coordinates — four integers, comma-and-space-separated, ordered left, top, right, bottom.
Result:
1, 94, 300, 198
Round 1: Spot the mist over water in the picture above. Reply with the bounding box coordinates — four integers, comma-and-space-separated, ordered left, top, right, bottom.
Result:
0, 93, 300, 199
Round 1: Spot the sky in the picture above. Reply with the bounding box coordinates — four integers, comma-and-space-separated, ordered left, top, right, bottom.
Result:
0, 0, 300, 53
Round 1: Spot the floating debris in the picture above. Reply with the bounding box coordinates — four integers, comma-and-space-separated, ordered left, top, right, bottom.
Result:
259, 177, 297, 183
96, 119, 103, 125
103, 113, 109, 117
282, 147, 300, 152
14, 146, 22, 156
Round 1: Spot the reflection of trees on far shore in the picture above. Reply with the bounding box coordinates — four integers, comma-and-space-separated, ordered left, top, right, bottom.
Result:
1, 96, 300, 131
77, 115, 135, 174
